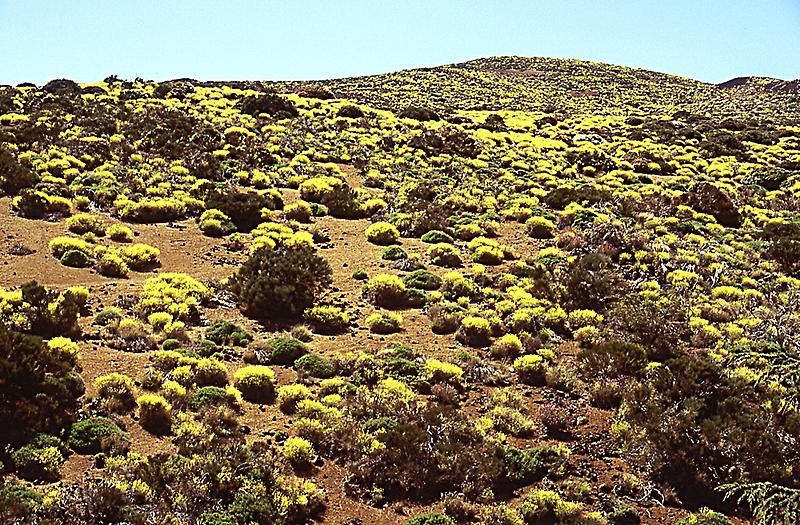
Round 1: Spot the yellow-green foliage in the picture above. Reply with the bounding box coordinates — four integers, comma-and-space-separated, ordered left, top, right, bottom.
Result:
233, 365, 276, 402
47, 336, 80, 364
365, 221, 400, 245
66, 213, 107, 236
514, 354, 547, 384
49, 236, 92, 258
107, 224, 133, 242
362, 274, 406, 307
94, 372, 134, 400
425, 358, 464, 384
135, 273, 210, 322
282, 436, 315, 465
119, 243, 160, 270
136, 394, 172, 433
277, 384, 312, 413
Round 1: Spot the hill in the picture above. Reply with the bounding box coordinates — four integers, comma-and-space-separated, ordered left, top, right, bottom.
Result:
0, 58, 800, 524
263, 56, 800, 122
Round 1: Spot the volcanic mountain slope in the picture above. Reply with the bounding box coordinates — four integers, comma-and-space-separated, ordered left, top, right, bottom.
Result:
265, 56, 800, 122
1, 57, 800, 525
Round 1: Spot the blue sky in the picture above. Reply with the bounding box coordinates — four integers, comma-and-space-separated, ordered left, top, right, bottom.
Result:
1, 0, 799, 85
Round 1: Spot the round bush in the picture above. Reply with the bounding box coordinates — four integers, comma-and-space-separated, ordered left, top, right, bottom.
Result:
526, 216, 555, 239
365, 221, 400, 245
60, 249, 91, 268
233, 243, 332, 319
381, 245, 408, 261
513, 355, 547, 385
136, 394, 172, 434
189, 385, 234, 410
294, 353, 335, 378
277, 384, 312, 413
282, 436, 315, 466
264, 337, 309, 365
421, 230, 454, 244
428, 243, 462, 267
366, 312, 403, 334
403, 269, 442, 290
68, 417, 129, 454
233, 365, 276, 402
362, 274, 407, 308
456, 316, 492, 347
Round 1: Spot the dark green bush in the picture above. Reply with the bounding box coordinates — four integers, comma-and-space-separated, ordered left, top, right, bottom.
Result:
0, 484, 43, 522
232, 243, 332, 319
254, 337, 309, 365
205, 320, 252, 347
68, 417, 129, 454
421, 230, 454, 244
190, 386, 232, 410
502, 445, 568, 487
0, 325, 84, 447
403, 269, 442, 290
205, 188, 277, 232
294, 353, 335, 378
60, 249, 91, 268
382, 245, 408, 260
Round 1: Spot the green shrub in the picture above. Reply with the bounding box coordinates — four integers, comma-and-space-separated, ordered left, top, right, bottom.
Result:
10, 439, 65, 481
262, 337, 309, 365
503, 445, 570, 486
205, 320, 252, 347
404, 513, 456, 525
294, 353, 335, 378
0, 484, 43, 520
60, 249, 91, 268
233, 243, 332, 319
68, 417, 129, 454
421, 230, 454, 244
381, 245, 408, 260
403, 269, 442, 290
304, 305, 350, 334
366, 312, 403, 334
233, 365, 276, 402
205, 188, 275, 232
189, 385, 236, 410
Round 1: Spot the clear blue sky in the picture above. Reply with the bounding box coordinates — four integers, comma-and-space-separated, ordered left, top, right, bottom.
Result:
1, 0, 799, 85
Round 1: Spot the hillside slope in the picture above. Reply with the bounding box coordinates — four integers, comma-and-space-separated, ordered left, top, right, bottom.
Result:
1, 58, 800, 525
264, 56, 800, 122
